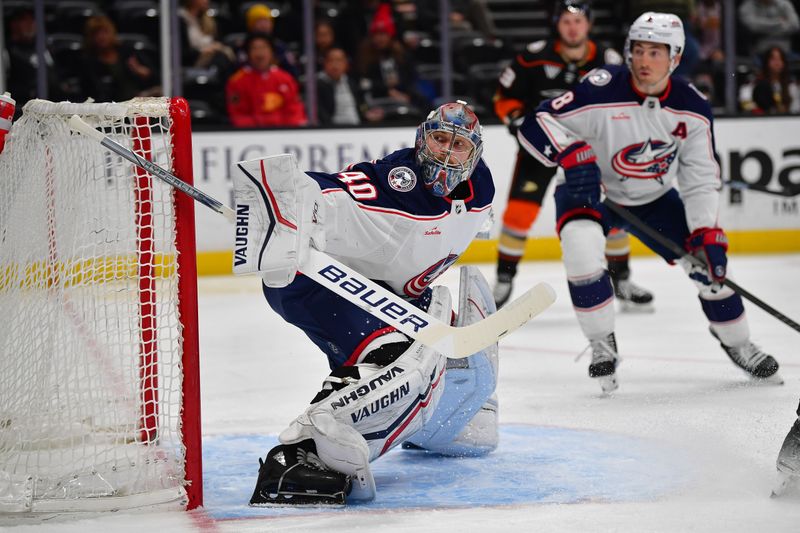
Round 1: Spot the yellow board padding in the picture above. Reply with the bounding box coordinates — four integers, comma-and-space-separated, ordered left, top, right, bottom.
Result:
0, 255, 178, 290
195, 229, 800, 276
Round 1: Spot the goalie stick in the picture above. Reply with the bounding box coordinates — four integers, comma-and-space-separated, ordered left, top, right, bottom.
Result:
603, 198, 800, 335
69, 114, 556, 357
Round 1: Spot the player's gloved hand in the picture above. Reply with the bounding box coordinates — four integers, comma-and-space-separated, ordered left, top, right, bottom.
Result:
505, 112, 525, 137
686, 227, 728, 283
556, 141, 601, 205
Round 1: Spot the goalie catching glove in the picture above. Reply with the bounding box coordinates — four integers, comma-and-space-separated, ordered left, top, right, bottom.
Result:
231, 154, 325, 286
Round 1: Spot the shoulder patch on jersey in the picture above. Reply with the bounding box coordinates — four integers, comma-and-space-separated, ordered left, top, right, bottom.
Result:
527, 40, 547, 53
604, 48, 623, 65
587, 68, 612, 86
388, 166, 417, 192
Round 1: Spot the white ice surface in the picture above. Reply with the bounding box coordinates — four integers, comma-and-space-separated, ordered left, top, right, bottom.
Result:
6, 254, 800, 532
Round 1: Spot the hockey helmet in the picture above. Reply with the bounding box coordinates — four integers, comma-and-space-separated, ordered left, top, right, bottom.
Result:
625, 12, 685, 73
415, 100, 483, 197
552, 0, 592, 26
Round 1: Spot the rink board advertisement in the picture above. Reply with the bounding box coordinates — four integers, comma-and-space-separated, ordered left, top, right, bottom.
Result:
190, 117, 800, 273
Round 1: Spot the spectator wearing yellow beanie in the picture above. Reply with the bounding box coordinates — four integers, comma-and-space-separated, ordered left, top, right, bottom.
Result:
238, 4, 299, 78
246, 4, 274, 34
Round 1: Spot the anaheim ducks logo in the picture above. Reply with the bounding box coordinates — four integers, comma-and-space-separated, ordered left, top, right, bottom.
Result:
404, 254, 459, 298
611, 138, 678, 184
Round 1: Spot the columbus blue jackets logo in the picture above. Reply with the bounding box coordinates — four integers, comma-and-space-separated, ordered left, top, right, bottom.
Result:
388, 167, 417, 192
403, 254, 459, 298
586, 68, 611, 86
611, 139, 678, 184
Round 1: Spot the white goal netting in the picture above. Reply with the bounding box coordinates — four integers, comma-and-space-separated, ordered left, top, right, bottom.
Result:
0, 99, 196, 514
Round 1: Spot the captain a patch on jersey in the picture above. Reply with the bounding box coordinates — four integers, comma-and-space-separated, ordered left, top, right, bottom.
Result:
388, 166, 417, 192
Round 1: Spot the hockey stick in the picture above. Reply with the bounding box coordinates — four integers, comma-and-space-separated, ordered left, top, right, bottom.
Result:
69, 115, 556, 357
603, 198, 800, 334
69, 115, 235, 223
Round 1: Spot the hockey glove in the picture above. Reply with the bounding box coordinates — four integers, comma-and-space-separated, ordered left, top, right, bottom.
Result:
556, 142, 601, 205
686, 227, 728, 283
505, 111, 526, 137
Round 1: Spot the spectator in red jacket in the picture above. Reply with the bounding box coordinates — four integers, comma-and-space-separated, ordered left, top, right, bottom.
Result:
225, 33, 308, 127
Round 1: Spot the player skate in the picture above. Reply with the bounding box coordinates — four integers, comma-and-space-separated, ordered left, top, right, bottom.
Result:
710, 328, 780, 381
608, 260, 654, 313
584, 333, 619, 394
611, 276, 654, 313
250, 439, 350, 506
493, 272, 514, 308
773, 419, 800, 497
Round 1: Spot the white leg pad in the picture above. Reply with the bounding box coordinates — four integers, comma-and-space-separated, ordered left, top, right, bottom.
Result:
406, 266, 500, 456
279, 411, 376, 501
279, 286, 452, 501
449, 394, 499, 455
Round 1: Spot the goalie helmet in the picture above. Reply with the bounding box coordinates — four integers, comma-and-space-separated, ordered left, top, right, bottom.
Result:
624, 12, 685, 74
415, 100, 483, 197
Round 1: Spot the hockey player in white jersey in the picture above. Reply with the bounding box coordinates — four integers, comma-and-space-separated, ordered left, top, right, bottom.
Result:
516, 12, 781, 393
232, 102, 503, 505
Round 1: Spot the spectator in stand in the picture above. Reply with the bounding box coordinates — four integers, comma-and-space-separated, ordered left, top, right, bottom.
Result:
413, 0, 498, 39
739, 46, 800, 114
694, 0, 722, 62
79, 16, 159, 102
243, 3, 298, 77
356, 4, 426, 109
738, 0, 800, 58
336, 0, 399, 61
226, 33, 307, 127
178, 0, 235, 73
317, 47, 384, 125
313, 18, 338, 71
692, 0, 724, 105
4, 6, 60, 110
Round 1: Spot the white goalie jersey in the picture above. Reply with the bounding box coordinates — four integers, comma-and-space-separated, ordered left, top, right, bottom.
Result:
517, 65, 723, 232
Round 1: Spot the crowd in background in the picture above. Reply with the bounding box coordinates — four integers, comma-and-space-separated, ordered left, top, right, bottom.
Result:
3, 0, 800, 127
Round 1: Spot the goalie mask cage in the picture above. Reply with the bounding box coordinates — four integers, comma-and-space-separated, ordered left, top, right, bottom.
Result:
0, 98, 202, 514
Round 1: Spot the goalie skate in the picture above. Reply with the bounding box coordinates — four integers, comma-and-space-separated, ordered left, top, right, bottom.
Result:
249, 439, 350, 506
773, 420, 800, 497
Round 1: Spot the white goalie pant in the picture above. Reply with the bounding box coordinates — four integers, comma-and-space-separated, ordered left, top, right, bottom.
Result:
278, 286, 451, 501
405, 265, 500, 456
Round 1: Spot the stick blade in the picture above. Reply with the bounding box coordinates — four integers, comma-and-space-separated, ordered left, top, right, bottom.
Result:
447, 282, 556, 357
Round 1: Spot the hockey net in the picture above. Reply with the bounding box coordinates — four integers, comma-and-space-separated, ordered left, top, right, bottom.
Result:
0, 98, 202, 514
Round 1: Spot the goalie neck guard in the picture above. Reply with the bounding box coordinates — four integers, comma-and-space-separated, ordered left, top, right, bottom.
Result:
415, 100, 483, 197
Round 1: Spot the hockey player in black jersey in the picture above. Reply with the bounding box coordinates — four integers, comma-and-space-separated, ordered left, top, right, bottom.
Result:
493, 0, 654, 311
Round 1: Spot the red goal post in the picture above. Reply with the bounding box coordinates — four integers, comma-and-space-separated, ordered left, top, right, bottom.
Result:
0, 97, 202, 514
